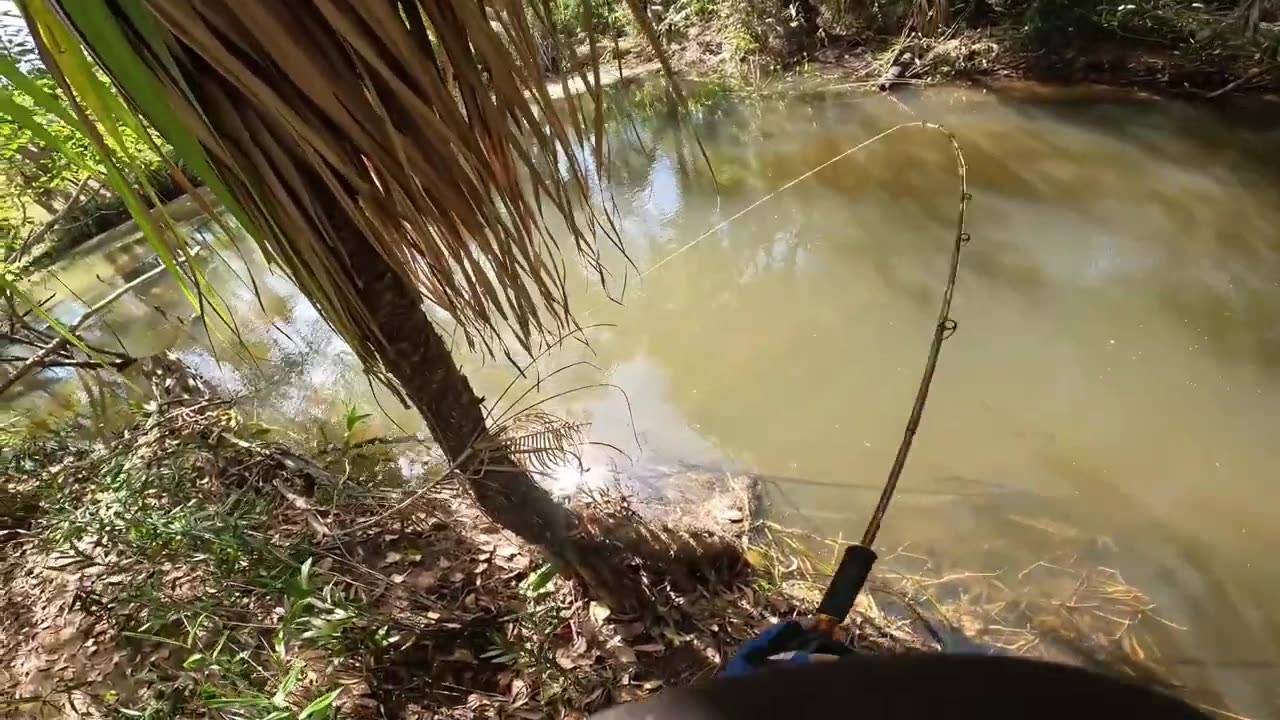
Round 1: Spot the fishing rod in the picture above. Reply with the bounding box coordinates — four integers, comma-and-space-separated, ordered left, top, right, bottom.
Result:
640, 121, 971, 651
807, 125, 971, 641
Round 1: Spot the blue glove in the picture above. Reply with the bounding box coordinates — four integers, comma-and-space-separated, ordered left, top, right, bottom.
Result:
721, 621, 815, 676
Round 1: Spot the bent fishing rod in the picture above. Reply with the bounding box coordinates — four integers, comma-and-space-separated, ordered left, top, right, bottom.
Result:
810, 126, 971, 638
640, 122, 971, 647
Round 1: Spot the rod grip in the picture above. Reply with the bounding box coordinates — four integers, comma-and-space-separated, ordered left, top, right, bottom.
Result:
815, 543, 878, 621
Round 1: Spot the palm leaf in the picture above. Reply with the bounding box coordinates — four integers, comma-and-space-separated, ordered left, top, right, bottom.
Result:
486, 409, 589, 474
20, 1, 236, 332
14, 0, 693, 382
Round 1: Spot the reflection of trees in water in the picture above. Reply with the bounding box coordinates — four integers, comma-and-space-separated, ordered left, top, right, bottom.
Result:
572, 83, 1280, 488
184, 249, 423, 438
572, 88, 968, 472
15, 232, 424, 441
102, 239, 153, 279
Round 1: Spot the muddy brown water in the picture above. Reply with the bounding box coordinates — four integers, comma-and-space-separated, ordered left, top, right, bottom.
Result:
6, 83, 1280, 716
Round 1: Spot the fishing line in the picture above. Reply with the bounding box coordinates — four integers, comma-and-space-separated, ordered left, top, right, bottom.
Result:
642, 121, 926, 277
640, 120, 972, 630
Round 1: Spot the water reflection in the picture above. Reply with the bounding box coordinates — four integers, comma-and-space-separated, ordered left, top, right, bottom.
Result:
7, 82, 1280, 717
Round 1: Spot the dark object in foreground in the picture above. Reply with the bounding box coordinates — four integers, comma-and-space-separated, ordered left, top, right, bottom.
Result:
815, 543, 878, 624
591, 653, 1209, 720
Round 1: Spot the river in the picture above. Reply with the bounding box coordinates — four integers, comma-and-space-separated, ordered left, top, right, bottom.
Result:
6, 82, 1280, 717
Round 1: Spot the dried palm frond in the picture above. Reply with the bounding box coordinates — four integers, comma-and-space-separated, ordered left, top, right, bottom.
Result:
20, 0, 681, 376
482, 409, 589, 474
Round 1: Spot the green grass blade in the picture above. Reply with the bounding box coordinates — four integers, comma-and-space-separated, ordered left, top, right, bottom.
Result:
0, 49, 79, 127
298, 688, 341, 719
0, 84, 92, 172
0, 274, 101, 362
272, 662, 305, 706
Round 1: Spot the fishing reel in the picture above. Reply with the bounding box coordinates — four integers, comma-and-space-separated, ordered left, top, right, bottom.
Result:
741, 544, 879, 667
761, 619, 854, 661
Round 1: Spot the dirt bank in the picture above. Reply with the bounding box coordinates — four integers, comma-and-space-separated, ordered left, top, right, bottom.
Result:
0, 359, 1204, 718
0, 363, 920, 718
609, 27, 1278, 99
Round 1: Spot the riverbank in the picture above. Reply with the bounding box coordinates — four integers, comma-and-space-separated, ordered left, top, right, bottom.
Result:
0, 357, 1204, 718
596, 7, 1278, 99
798, 30, 1280, 98
0, 361, 920, 718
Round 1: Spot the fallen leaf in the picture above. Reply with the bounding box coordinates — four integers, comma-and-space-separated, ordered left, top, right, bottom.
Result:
617, 622, 646, 639
661, 627, 692, 643
632, 643, 664, 653
588, 601, 612, 624
409, 571, 438, 590
611, 645, 638, 664
443, 648, 475, 662
616, 685, 646, 702
382, 552, 403, 566
495, 544, 519, 558
554, 648, 577, 670
390, 573, 407, 584
497, 671, 514, 690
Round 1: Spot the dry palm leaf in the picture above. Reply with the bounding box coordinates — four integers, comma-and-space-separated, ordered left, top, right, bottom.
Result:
482, 409, 589, 475
23, 0, 686, 377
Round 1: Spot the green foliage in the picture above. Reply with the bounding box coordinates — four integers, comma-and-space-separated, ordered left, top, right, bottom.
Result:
719, 0, 770, 59
480, 596, 580, 700
0, 2, 224, 331
12, 405, 378, 718
801, 0, 1279, 60
1101, 1, 1271, 50
1002, 0, 1100, 47
520, 560, 561, 596
0, 41, 179, 255
999, 0, 1277, 55
547, 0, 633, 39
340, 402, 371, 449
0, 40, 207, 272
19, 156, 199, 269
0, 55, 92, 210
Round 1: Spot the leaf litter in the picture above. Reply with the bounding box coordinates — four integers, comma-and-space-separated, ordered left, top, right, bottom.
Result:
0, 361, 1209, 718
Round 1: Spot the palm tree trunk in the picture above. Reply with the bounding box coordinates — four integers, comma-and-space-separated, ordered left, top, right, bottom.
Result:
346, 241, 651, 613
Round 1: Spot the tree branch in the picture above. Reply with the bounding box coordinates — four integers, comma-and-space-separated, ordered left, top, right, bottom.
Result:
0, 261, 168, 397
1206, 61, 1278, 99
16, 358, 136, 371
9, 176, 94, 263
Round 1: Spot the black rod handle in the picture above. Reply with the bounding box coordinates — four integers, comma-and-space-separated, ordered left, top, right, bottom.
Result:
815, 544, 878, 622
